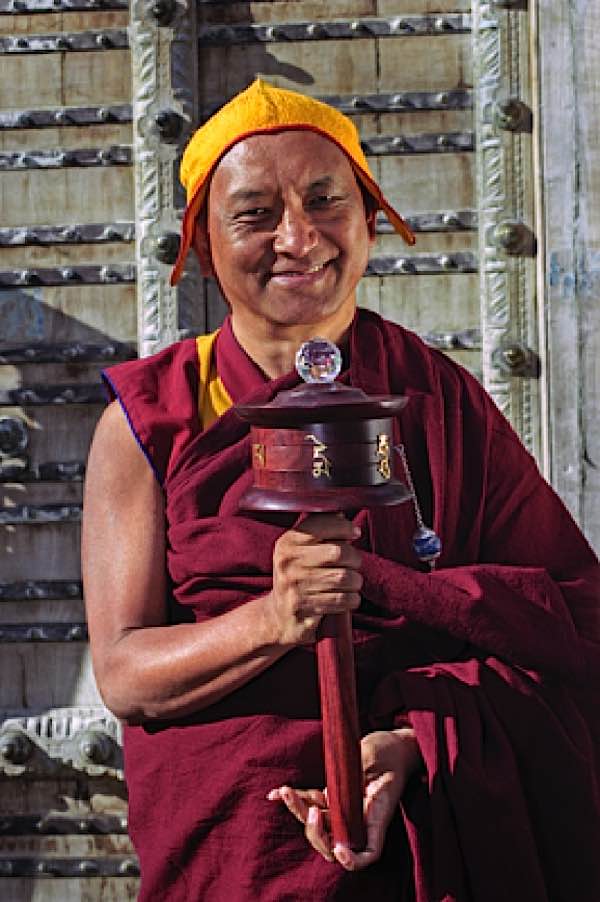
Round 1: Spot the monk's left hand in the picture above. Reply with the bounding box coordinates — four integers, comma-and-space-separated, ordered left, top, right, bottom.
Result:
267, 728, 422, 870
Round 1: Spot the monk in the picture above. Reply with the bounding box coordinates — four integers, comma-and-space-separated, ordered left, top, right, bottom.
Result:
82, 80, 600, 901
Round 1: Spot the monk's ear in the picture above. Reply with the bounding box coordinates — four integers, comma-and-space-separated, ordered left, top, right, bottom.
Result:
192, 219, 214, 277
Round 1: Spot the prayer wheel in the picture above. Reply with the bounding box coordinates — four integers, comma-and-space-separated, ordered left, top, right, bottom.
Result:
235, 339, 412, 852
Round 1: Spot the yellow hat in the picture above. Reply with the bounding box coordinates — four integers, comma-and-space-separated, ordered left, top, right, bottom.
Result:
170, 78, 415, 285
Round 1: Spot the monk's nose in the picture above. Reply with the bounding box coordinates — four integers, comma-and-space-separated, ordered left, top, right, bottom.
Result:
273, 207, 318, 257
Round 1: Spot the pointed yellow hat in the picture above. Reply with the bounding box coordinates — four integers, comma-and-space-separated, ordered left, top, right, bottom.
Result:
171, 78, 415, 285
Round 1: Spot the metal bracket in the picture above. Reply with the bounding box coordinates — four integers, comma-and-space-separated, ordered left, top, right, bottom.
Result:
366, 253, 478, 276
0, 104, 132, 130
0, 30, 128, 54
0, 581, 83, 601
200, 90, 473, 119
0, 460, 86, 481
0, 812, 128, 835
197, 16, 472, 46
0, 623, 87, 641
377, 210, 477, 234
0, 857, 139, 878
0, 341, 135, 363
0, 223, 135, 246
0, 0, 127, 11
421, 328, 482, 350
0, 146, 132, 171
362, 132, 474, 156
0, 264, 135, 287
0, 505, 83, 526
0, 383, 106, 405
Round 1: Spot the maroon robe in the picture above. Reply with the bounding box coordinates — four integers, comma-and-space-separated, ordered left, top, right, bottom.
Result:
103, 309, 600, 902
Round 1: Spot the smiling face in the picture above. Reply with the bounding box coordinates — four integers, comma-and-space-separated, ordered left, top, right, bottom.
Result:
194, 130, 374, 354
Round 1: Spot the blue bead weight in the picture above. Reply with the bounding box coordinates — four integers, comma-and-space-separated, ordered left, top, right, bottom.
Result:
412, 526, 442, 563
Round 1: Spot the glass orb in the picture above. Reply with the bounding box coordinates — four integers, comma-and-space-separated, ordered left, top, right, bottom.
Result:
295, 338, 342, 384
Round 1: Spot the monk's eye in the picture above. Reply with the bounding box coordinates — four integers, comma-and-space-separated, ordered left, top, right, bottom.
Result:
235, 207, 271, 220
307, 194, 343, 210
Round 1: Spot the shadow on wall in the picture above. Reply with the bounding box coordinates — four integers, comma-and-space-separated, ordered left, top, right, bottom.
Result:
189, 2, 315, 328
196, 0, 314, 110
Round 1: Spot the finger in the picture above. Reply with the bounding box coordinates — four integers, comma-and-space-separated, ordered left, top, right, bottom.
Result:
347, 778, 395, 867
266, 786, 327, 823
297, 565, 363, 592
333, 842, 380, 871
305, 805, 334, 862
297, 591, 362, 617
304, 542, 362, 569
333, 775, 397, 871
296, 574, 363, 603
306, 544, 362, 570
292, 565, 363, 601
296, 514, 361, 544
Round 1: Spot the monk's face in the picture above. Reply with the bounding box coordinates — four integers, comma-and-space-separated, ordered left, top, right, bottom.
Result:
196, 131, 373, 337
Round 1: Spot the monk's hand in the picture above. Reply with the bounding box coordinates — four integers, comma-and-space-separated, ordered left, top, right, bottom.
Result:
266, 513, 363, 646
267, 728, 422, 870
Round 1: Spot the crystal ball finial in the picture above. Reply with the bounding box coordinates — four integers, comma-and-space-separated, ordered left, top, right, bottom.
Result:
295, 338, 342, 384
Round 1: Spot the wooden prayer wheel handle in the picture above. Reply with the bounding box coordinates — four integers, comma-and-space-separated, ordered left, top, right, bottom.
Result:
317, 611, 367, 852
234, 345, 411, 856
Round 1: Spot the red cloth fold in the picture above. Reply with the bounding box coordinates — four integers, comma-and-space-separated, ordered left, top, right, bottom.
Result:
104, 309, 600, 901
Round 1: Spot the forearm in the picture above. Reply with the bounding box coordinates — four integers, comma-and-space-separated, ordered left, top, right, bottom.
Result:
360, 551, 597, 682
95, 591, 288, 722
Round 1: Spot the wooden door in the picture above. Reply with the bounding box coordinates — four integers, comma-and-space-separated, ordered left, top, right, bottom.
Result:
2, 0, 594, 898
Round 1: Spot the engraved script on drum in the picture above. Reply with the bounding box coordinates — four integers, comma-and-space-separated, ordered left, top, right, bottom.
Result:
376, 433, 391, 479
252, 443, 265, 467
305, 434, 332, 479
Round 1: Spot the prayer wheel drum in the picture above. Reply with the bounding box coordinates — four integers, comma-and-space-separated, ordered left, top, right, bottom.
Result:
235, 340, 412, 852
236, 381, 410, 512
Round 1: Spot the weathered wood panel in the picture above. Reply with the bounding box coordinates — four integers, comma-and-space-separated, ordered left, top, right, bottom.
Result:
537, 0, 600, 550
0, 49, 131, 108
0, 405, 101, 462
0, 125, 131, 152
379, 34, 472, 91
0, 242, 135, 267
379, 153, 475, 211
574, 0, 600, 549
0, 779, 135, 900
1, 523, 82, 579
0, 286, 137, 341
0, 170, 133, 227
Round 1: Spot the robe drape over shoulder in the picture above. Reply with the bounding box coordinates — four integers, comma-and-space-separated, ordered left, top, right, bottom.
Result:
103, 309, 600, 902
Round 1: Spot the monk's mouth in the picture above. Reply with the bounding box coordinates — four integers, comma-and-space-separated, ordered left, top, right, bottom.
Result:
268, 261, 332, 283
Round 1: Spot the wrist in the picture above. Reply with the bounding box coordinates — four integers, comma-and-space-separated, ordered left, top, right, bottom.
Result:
255, 590, 295, 652
389, 727, 424, 782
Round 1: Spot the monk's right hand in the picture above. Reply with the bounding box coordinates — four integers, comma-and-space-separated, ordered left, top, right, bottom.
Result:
265, 513, 363, 647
